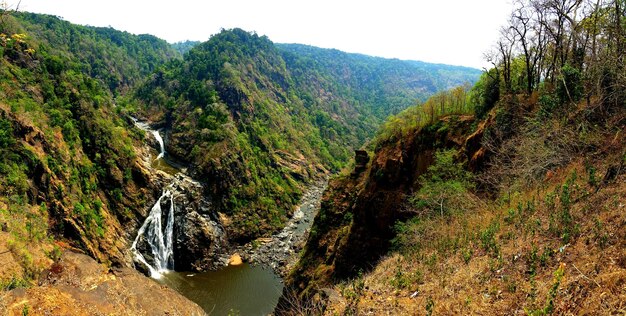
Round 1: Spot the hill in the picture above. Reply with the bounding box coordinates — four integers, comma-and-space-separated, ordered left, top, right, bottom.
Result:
127, 28, 481, 242
0, 11, 177, 285
281, 0, 626, 313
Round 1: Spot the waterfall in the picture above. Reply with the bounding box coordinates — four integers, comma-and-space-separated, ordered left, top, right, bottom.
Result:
131, 190, 175, 278
153, 130, 165, 159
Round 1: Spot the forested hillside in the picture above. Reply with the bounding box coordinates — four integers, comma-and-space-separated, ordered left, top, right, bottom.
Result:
0, 11, 177, 284
128, 28, 481, 242
283, 0, 626, 314
279, 43, 480, 117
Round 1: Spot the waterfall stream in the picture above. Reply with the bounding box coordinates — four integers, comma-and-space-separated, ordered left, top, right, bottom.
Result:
130, 190, 175, 278
129, 118, 175, 279
128, 117, 303, 314
152, 130, 165, 159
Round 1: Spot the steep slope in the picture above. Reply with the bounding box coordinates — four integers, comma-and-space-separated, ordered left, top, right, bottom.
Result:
282, 78, 626, 315
129, 28, 481, 243
0, 12, 177, 285
284, 115, 477, 299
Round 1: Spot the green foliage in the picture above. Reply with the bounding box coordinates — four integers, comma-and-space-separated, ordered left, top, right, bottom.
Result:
0, 12, 180, 263
425, 296, 435, 316
470, 69, 500, 119
546, 173, 582, 243
341, 270, 365, 316
0, 117, 15, 148
391, 216, 423, 254
479, 220, 500, 257
0, 275, 30, 290
538, 93, 559, 118
127, 28, 480, 240
9, 12, 179, 91
376, 86, 475, 145
557, 64, 583, 105
390, 264, 423, 290
409, 149, 474, 217
585, 162, 597, 188
525, 264, 565, 315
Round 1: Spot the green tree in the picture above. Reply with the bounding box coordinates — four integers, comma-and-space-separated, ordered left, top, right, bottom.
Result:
410, 149, 474, 217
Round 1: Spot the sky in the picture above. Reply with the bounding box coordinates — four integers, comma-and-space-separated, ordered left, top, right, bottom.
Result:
13, 0, 512, 69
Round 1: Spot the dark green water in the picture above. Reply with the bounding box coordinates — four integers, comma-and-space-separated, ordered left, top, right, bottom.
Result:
158, 264, 284, 315
151, 153, 181, 175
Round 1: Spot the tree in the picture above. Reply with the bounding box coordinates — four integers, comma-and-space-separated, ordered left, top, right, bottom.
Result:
510, 0, 548, 94
410, 149, 475, 217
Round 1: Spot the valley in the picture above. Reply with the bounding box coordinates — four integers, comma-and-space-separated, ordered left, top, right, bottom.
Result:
1, 0, 625, 315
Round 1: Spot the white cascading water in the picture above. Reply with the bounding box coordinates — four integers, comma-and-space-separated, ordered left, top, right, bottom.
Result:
131, 190, 175, 279
152, 130, 165, 159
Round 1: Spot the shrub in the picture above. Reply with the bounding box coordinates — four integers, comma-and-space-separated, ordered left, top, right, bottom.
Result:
471, 69, 500, 119
409, 149, 474, 217
557, 64, 583, 105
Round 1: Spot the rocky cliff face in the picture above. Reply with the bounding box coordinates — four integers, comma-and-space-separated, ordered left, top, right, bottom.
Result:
170, 174, 226, 271
0, 103, 156, 269
130, 122, 227, 274
285, 115, 478, 297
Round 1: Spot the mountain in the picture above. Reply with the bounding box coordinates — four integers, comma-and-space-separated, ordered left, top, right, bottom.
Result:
127, 28, 481, 242
278, 43, 480, 117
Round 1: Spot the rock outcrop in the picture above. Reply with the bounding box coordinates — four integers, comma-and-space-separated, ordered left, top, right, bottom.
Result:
131, 120, 227, 274
352, 150, 370, 177
170, 174, 227, 272
2, 251, 206, 315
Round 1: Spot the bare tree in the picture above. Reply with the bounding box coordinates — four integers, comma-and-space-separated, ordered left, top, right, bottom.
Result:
0, 1, 20, 29
498, 26, 518, 92
510, 1, 546, 94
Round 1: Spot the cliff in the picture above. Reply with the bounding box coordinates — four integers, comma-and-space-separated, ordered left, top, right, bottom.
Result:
282, 92, 626, 314
286, 115, 478, 297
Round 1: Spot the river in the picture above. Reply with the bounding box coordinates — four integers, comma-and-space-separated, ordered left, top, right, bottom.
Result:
155, 180, 325, 315
130, 118, 325, 315
158, 264, 283, 315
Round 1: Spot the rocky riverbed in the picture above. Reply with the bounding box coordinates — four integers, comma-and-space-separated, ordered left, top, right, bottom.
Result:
237, 180, 327, 276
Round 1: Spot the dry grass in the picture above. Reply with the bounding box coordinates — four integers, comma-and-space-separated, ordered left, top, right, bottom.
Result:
322, 159, 626, 315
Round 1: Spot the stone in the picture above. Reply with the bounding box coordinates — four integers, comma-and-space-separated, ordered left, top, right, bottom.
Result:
228, 253, 243, 266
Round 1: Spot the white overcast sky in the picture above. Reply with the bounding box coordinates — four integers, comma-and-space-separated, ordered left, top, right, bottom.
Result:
14, 0, 513, 69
